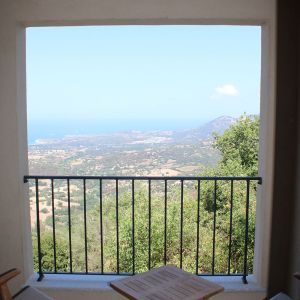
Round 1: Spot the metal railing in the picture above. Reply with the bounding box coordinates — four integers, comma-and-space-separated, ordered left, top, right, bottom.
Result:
24, 175, 262, 283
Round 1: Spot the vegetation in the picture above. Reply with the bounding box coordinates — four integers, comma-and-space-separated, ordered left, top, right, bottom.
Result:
32, 115, 260, 276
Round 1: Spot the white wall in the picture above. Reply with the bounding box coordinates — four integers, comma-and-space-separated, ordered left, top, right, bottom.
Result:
0, 0, 276, 296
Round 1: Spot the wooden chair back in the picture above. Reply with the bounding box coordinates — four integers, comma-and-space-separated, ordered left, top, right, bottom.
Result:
0, 269, 21, 300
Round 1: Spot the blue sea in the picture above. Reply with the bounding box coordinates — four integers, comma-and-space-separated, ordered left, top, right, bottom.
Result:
28, 119, 206, 145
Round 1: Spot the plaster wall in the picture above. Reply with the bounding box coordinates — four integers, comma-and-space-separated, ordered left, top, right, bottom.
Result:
0, 0, 276, 297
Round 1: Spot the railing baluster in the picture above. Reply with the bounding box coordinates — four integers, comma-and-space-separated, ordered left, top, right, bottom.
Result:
99, 179, 104, 274
196, 179, 200, 275
51, 179, 57, 273
67, 179, 72, 273
243, 180, 250, 284
228, 180, 234, 275
116, 179, 119, 274
164, 180, 167, 266
83, 179, 88, 274
180, 179, 184, 269
148, 180, 151, 270
35, 179, 44, 281
132, 179, 135, 274
212, 180, 217, 275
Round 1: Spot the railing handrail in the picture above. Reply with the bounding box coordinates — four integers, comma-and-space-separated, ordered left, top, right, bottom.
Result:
24, 175, 262, 183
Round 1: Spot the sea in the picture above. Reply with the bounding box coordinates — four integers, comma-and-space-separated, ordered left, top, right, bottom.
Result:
28, 119, 206, 145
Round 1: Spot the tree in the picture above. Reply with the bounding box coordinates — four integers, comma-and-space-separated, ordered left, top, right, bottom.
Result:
201, 115, 260, 272
32, 232, 70, 272
213, 115, 259, 176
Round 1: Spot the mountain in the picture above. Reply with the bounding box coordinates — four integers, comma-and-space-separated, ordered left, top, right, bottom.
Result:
174, 116, 237, 142
194, 116, 237, 137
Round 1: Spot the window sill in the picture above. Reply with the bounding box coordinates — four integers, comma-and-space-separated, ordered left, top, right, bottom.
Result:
27, 273, 266, 293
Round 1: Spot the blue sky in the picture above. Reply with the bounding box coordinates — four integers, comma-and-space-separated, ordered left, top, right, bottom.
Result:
26, 25, 261, 133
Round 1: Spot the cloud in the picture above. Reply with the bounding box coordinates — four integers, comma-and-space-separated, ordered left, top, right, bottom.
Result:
215, 84, 239, 96
210, 84, 240, 100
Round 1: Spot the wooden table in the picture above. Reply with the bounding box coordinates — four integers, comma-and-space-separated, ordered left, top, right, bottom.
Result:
110, 265, 224, 300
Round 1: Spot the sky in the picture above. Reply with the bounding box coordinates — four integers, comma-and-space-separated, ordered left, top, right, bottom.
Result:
26, 25, 261, 138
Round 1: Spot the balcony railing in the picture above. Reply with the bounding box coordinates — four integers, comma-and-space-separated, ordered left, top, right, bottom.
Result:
24, 175, 262, 283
